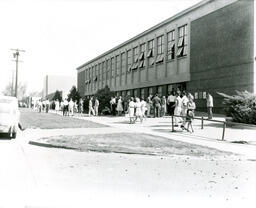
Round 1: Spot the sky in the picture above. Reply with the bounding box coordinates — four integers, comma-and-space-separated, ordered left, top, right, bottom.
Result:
0, 0, 202, 95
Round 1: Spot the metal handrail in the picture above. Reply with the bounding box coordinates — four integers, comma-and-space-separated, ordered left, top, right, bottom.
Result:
170, 115, 226, 141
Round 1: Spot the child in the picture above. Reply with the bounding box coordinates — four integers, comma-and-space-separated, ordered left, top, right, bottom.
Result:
183, 94, 196, 133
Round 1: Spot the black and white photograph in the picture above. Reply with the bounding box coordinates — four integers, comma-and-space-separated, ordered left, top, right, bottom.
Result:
0, 0, 255, 207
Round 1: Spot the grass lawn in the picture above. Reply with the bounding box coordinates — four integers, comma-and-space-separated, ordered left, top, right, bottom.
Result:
20, 108, 108, 129
36, 133, 234, 157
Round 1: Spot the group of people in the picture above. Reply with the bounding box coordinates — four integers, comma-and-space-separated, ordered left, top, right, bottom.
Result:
35, 99, 50, 113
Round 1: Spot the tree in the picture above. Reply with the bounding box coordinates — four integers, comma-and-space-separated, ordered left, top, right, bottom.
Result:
94, 85, 115, 114
2, 82, 27, 100
52, 90, 62, 102
67, 86, 81, 103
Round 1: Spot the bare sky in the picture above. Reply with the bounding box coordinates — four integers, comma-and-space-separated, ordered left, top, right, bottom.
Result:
0, 0, 201, 94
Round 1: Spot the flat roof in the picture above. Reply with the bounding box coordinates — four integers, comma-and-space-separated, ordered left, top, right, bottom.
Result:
77, 0, 212, 70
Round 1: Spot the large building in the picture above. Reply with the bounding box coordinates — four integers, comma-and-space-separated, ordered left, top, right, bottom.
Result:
77, 0, 255, 112
43, 75, 76, 100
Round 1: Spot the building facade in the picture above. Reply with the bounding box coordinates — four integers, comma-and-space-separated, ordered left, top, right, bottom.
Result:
77, 0, 255, 112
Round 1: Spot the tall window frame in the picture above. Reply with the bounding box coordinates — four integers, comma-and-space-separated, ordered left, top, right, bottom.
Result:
167, 30, 175, 60
177, 24, 188, 57
116, 54, 120, 77
147, 39, 154, 66
127, 50, 132, 72
156, 35, 164, 63
139, 43, 146, 69
121, 52, 125, 75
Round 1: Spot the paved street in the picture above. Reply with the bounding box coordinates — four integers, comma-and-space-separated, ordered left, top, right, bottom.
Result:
0, 109, 256, 208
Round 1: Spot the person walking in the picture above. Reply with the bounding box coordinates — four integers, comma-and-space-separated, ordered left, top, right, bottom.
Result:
174, 92, 182, 126
152, 94, 161, 118
45, 99, 50, 113
183, 94, 196, 133
94, 97, 99, 116
181, 91, 189, 128
141, 97, 147, 120
38, 100, 42, 113
134, 97, 143, 123
63, 98, 69, 116
161, 96, 167, 117
78, 99, 84, 115
128, 97, 135, 124
167, 91, 176, 116
146, 94, 153, 117
116, 96, 123, 116
110, 97, 116, 116
206, 92, 213, 119
55, 100, 60, 113
68, 99, 74, 116
88, 97, 95, 116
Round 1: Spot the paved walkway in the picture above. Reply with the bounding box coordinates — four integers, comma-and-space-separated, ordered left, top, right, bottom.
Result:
26, 110, 256, 159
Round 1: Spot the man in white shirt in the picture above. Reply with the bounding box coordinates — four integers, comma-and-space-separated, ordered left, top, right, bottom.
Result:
174, 92, 182, 126
206, 93, 213, 119
181, 91, 189, 127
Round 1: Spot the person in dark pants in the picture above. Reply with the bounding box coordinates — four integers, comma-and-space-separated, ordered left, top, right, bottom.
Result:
152, 94, 161, 118
167, 91, 176, 115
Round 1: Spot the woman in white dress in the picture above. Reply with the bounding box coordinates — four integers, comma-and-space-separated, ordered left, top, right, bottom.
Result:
134, 97, 143, 123
116, 96, 123, 116
128, 97, 135, 124
140, 97, 147, 120
55, 100, 60, 113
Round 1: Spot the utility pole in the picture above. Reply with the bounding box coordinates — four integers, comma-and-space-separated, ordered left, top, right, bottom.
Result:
10, 48, 25, 98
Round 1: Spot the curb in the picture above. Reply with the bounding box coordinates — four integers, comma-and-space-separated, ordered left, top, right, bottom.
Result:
28, 140, 77, 150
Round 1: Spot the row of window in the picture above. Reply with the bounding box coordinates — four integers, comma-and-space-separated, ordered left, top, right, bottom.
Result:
84, 25, 188, 88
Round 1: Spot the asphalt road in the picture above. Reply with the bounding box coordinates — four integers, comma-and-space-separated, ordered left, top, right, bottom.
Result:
1, 131, 256, 208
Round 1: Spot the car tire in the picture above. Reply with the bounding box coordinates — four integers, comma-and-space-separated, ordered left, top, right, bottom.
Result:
12, 132, 16, 139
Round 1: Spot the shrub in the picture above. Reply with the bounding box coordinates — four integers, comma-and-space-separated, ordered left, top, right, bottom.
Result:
218, 91, 256, 124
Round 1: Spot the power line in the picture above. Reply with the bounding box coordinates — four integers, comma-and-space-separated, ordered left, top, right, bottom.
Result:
10, 48, 25, 98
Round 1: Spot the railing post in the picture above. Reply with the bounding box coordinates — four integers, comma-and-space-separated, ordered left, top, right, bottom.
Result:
222, 122, 226, 141
201, 117, 204, 129
171, 116, 174, 132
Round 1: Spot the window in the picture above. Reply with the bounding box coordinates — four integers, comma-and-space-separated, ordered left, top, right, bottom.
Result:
127, 50, 132, 72
131, 47, 139, 70
148, 87, 153, 95
177, 25, 188, 57
157, 86, 162, 96
121, 53, 125, 75
139, 43, 146, 68
140, 88, 145, 99
167, 30, 175, 60
111, 57, 115, 77
98, 63, 101, 81
147, 39, 154, 58
167, 84, 173, 94
116, 55, 120, 76
156, 35, 164, 63
107, 59, 111, 79
147, 39, 154, 66
102, 61, 105, 81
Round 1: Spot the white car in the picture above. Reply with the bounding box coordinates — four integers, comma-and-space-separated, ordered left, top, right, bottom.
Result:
0, 96, 20, 139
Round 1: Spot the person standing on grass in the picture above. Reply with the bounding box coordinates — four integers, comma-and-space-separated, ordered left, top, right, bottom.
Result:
45, 99, 50, 113
94, 97, 99, 116
128, 97, 135, 124
116, 96, 123, 116
88, 97, 95, 116
78, 99, 83, 115
174, 92, 182, 126
206, 92, 213, 119
38, 100, 42, 113
183, 94, 196, 133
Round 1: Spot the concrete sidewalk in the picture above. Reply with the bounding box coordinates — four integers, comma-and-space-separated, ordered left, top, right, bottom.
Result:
27, 110, 256, 159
